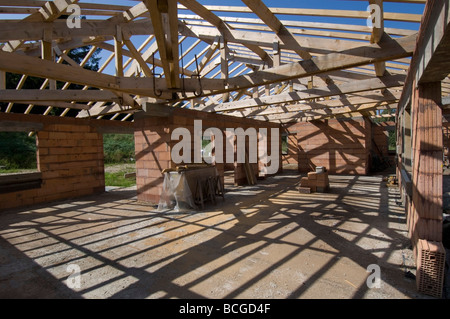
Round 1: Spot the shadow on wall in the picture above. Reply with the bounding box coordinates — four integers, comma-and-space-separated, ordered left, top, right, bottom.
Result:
283, 118, 371, 175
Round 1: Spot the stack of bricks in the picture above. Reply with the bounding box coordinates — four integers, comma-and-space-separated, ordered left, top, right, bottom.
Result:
298, 170, 330, 194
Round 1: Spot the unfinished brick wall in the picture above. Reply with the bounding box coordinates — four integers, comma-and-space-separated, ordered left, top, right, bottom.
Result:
282, 117, 372, 175
134, 108, 281, 204
0, 114, 107, 211
134, 116, 172, 204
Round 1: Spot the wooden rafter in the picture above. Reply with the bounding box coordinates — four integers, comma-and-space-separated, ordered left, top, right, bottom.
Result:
0, 0, 430, 123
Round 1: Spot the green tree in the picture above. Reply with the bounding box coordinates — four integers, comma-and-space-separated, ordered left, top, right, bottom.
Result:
0, 132, 37, 169
103, 134, 135, 164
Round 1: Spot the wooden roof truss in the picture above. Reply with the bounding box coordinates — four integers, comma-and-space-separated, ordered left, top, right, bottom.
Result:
1, 0, 445, 124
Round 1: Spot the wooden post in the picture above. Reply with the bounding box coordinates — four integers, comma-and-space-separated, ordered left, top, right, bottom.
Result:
0, 71, 5, 90
114, 25, 124, 77
42, 24, 56, 90
273, 41, 280, 93
220, 36, 230, 103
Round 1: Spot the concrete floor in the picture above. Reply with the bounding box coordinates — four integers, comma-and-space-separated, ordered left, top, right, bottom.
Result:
0, 171, 432, 299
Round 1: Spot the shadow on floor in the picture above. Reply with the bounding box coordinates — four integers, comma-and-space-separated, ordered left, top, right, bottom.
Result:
0, 172, 430, 299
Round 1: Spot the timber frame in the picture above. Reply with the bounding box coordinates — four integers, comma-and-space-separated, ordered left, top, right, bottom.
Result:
1, 0, 450, 299
0, 0, 443, 124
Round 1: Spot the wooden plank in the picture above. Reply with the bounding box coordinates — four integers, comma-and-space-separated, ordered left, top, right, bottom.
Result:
181, 24, 367, 55
242, 0, 311, 60
258, 102, 397, 122
214, 33, 416, 98
0, 90, 120, 102
0, 121, 44, 132
369, 0, 386, 76
144, 0, 180, 89
114, 25, 124, 77
123, 36, 153, 77
0, 70, 5, 90
178, 0, 273, 66
227, 89, 402, 117
186, 5, 422, 23
2, 0, 79, 52
203, 74, 405, 112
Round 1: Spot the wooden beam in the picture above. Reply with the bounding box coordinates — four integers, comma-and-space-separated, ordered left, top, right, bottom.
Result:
226, 89, 402, 117
178, 0, 273, 66
122, 35, 153, 77
185, 5, 422, 23
220, 36, 230, 103
114, 25, 124, 77
203, 73, 405, 112
256, 101, 397, 122
0, 90, 120, 102
209, 33, 416, 98
0, 71, 5, 90
369, 0, 386, 76
2, 0, 80, 52
180, 24, 366, 56
242, 0, 311, 60
77, 102, 138, 118
144, 0, 180, 89
0, 50, 176, 99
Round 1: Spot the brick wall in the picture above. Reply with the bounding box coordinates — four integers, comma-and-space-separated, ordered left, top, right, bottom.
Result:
134, 108, 281, 204
0, 114, 112, 211
282, 117, 372, 175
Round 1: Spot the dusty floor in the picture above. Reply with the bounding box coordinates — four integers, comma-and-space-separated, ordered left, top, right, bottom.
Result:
0, 171, 433, 299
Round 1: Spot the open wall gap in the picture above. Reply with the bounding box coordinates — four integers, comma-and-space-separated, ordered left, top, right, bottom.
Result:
103, 133, 136, 191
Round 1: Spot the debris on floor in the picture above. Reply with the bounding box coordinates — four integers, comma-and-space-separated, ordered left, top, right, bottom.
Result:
384, 175, 398, 187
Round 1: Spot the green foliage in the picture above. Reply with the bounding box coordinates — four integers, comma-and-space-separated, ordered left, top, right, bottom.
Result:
388, 130, 396, 151
0, 132, 37, 169
104, 171, 136, 188
281, 135, 288, 155
67, 46, 102, 71
103, 134, 135, 164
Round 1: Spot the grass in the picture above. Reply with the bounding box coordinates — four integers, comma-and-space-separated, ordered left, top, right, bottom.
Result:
1, 164, 136, 187
0, 168, 38, 175
104, 169, 136, 188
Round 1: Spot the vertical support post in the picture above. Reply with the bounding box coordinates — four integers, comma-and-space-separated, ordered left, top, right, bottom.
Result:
42, 23, 56, 90
0, 71, 5, 90
273, 41, 280, 93
220, 36, 230, 103
115, 25, 124, 77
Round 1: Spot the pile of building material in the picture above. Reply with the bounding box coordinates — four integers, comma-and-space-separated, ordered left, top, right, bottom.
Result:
298, 167, 330, 194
